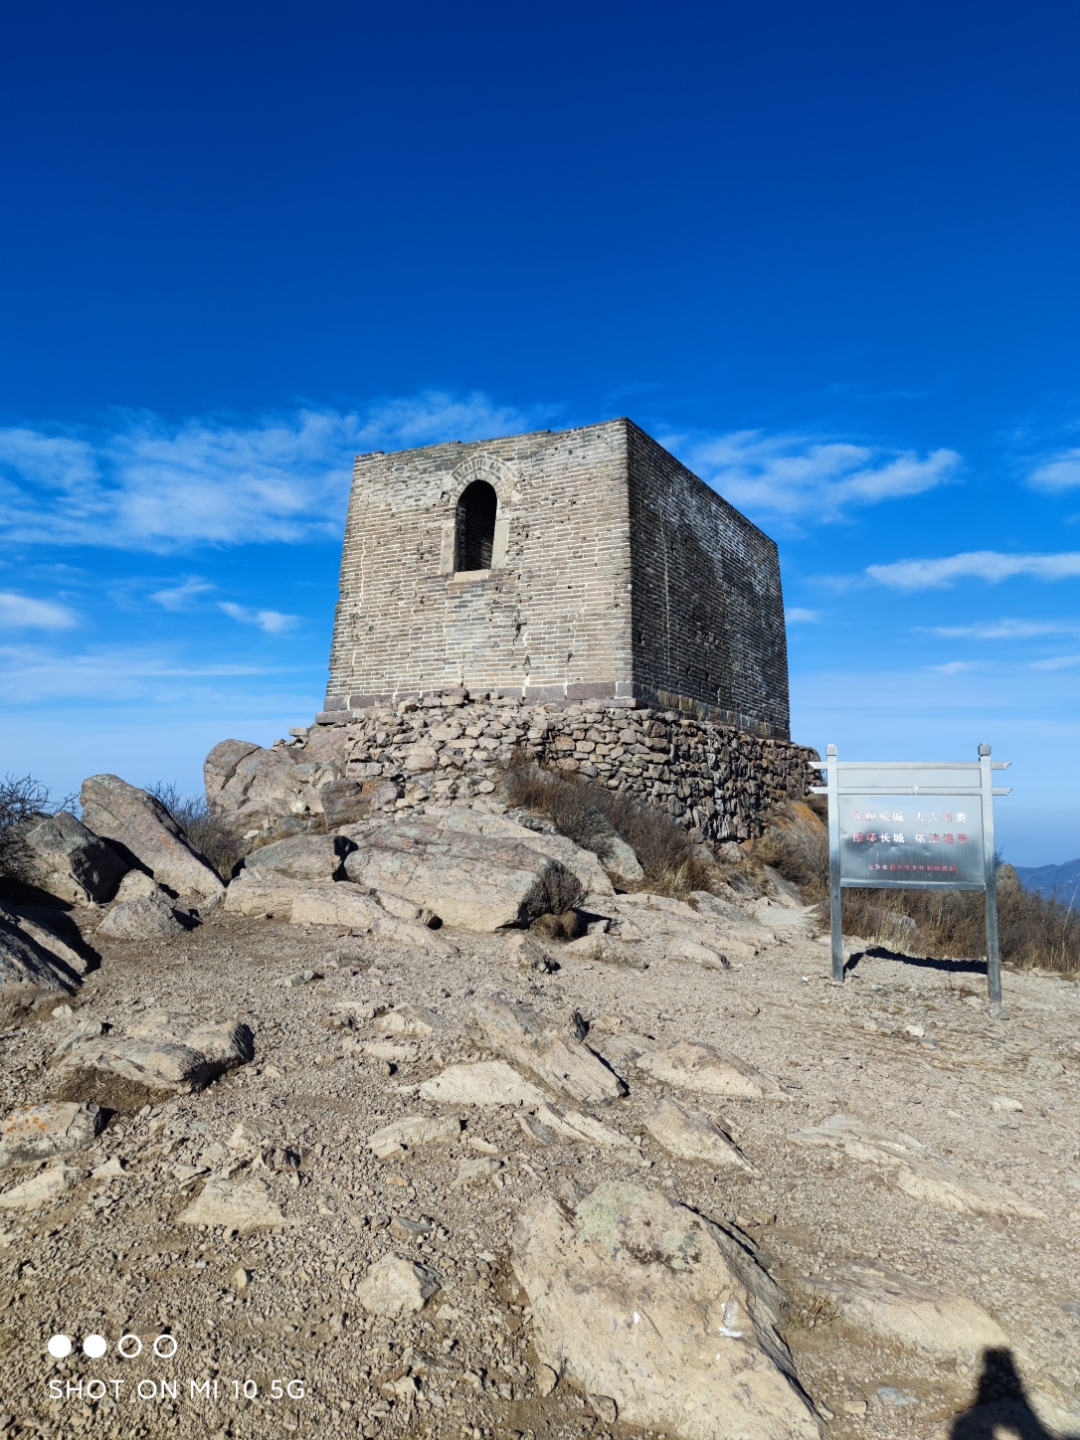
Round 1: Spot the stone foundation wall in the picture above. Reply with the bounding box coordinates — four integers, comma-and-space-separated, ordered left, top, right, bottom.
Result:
292, 693, 817, 844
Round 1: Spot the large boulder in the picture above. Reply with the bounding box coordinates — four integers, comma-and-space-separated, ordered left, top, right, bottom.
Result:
79, 775, 223, 900
18, 810, 129, 904
0, 914, 80, 996
203, 739, 345, 846
441, 808, 614, 899
96, 893, 194, 940
343, 823, 584, 931
1, 903, 95, 977
512, 1182, 820, 1440
239, 833, 354, 882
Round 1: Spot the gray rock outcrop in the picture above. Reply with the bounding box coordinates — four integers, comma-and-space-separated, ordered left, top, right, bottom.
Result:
18, 810, 128, 904
343, 823, 584, 931
512, 1181, 820, 1440
54, 1011, 254, 1094
467, 996, 627, 1105
97, 893, 193, 940
0, 912, 80, 995
0, 1101, 104, 1171
79, 775, 223, 899
239, 833, 354, 882
204, 738, 343, 847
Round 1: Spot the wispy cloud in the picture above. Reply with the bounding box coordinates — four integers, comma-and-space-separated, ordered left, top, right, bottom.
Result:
219, 602, 299, 634
867, 551, 1080, 590
150, 577, 216, 611
1028, 448, 1080, 493
1028, 655, 1080, 671
666, 429, 960, 521
0, 591, 78, 629
930, 660, 980, 673
924, 618, 1080, 640
785, 607, 821, 623
0, 391, 537, 553
0, 644, 286, 704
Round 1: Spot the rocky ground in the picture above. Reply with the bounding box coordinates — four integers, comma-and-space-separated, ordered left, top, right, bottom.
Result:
1, 803, 1079, 1440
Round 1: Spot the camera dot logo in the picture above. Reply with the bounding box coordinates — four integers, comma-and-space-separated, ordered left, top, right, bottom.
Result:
47, 1336, 72, 1359
83, 1336, 107, 1359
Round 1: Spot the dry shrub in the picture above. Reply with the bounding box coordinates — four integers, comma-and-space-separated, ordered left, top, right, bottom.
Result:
148, 782, 246, 881
753, 803, 1079, 973
0, 772, 66, 902
841, 877, 1080, 974
502, 752, 716, 898
753, 814, 829, 903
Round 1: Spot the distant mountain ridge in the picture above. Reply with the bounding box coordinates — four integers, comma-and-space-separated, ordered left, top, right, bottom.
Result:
1015, 858, 1080, 904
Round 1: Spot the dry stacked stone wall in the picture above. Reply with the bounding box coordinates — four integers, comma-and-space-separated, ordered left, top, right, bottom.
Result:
297, 692, 817, 843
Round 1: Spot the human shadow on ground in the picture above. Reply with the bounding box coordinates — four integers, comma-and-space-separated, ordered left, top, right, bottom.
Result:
942, 1349, 1079, 1440
845, 944, 987, 977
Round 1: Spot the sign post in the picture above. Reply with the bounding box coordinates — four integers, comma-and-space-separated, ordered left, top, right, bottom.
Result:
812, 744, 1011, 999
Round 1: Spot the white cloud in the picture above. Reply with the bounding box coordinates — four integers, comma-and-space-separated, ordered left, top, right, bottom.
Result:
1028, 448, 1080, 492
0, 644, 285, 704
0, 591, 78, 629
1028, 655, 1080, 671
785, 607, 821, 623
666, 429, 960, 521
867, 551, 1080, 590
150, 577, 216, 611
930, 660, 980, 673
0, 391, 537, 553
219, 602, 299, 634
925, 618, 1080, 640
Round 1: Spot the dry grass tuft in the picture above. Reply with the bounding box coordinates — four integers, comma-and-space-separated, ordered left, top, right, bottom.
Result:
502, 751, 718, 898
754, 804, 1080, 974
147, 782, 247, 881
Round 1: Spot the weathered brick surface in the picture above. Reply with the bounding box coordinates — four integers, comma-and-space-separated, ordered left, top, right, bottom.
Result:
289, 696, 817, 844
327, 419, 790, 738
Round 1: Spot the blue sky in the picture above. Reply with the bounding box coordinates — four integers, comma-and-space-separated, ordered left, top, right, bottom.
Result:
2, 1, 1080, 863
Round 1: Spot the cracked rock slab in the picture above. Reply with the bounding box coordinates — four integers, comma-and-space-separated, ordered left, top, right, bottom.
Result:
177, 1174, 285, 1232
418, 1060, 546, 1108
644, 1097, 752, 1171
54, 1012, 254, 1094
799, 1259, 1008, 1362
512, 1182, 819, 1440
367, 1115, 462, 1160
0, 1102, 104, 1172
467, 996, 627, 1106
788, 1113, 1044, 1219
636, 1039, 777, 1099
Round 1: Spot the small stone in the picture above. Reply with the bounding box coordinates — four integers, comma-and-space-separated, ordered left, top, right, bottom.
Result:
228, 1265, 250, 1291
356, 1253, 440, 1317
452, 1157, 502, 1188
589, 1394, 618, 1423
535, 1364, 558, 1397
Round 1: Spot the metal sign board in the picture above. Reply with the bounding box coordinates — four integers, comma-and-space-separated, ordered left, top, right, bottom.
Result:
838, 796, 985, 888
811, 744, 1011, 1001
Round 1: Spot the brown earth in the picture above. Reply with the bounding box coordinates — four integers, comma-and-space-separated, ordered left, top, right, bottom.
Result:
0, 892, 1078, 1440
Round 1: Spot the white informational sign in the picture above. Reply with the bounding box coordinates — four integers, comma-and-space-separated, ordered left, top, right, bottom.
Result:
811, 746, 1011, 1000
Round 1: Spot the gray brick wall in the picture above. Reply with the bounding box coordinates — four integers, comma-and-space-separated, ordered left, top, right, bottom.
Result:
327, 419, 790, 739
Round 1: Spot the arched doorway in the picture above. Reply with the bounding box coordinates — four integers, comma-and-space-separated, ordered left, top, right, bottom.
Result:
455, 480, 497, 571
